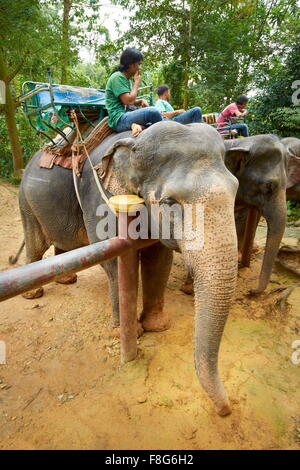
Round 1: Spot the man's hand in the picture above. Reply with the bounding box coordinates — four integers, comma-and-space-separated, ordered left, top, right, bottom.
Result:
136, 99, 148, 107
162, 110, 185, 118
133, 71, 141, 85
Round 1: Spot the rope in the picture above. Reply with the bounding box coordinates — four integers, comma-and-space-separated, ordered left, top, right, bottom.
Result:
70, 110, 116, 215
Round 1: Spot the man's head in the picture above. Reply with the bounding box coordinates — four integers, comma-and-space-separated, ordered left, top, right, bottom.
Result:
119, 48, 143, 77
236, 95, 248, 111
157, 85, 170, 101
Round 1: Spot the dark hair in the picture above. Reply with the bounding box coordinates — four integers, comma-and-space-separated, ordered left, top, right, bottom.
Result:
118, 48, 143, 72
236, 95, 248, 105
157, 85, 169, 97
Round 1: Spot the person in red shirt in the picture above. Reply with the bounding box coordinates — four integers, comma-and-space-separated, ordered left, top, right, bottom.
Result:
217, 95, 249, 137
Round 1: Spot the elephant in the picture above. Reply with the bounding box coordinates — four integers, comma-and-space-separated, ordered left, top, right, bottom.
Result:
181, 133, 288, 296
281, 137, 300, 201
223, 134, 288, 294
19, 120, 239, 416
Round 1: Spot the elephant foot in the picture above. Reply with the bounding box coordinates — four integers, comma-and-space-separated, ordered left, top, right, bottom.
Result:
22, 287, 44, 299
248, 288, 264, 296
215, 401, 232, 417
108, 321, 144, 338
56, 273, 77, 284
180, 277, 194, 295
137, 321, 144, 337
140, 302, 170, 332
252, 243, 260, 254
108, 327, 120, 338
238, 243, 260, 266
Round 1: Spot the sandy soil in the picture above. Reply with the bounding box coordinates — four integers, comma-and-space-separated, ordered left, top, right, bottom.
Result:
0, 180, 299, 450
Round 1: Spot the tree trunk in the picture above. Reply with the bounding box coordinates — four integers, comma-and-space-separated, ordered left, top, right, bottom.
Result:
0, 50, 23, 179
182, 2, 192, 109
183, 70, 189, 110
61, 0, 72, 84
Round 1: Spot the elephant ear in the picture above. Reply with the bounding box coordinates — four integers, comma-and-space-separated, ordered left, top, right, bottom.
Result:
286, 146, 298, 159
224, 142, 252, 175
100, 137, 136, 176
103, 137, 136, 159
287, 153, 300, 188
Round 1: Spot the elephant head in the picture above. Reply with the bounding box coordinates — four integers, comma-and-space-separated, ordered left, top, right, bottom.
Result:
106, 121, 239, 415
281, 137, 300, 201
224, 135, 288, 294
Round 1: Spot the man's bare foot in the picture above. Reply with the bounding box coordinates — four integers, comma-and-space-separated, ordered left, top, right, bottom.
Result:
131, 123, 145, 137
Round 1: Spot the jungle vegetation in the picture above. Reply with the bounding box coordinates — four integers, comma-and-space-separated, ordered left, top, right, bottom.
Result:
0, 0, 299, 181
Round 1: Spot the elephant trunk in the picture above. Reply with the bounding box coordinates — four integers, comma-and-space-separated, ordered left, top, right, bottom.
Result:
182, 199, 238, 416
254, 190, 286, 294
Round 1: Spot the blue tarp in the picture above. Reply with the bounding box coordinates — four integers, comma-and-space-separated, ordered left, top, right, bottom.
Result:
37, 85, 106, 107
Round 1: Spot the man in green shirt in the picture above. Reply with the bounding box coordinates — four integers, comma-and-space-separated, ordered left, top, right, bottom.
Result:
155, 85, 202, 124
105, 48, 162, 136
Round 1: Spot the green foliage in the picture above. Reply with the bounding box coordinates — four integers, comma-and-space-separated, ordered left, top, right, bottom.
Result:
287, 201, 300, 222
0, 114, 11, 179
269, 107, 300, 137
0, 110, 40, 181
0, 0, 62, 78
159, 62, 185, 108
114, 0, 300, 110
248, 42, 300, 137
0, 0, 300, 179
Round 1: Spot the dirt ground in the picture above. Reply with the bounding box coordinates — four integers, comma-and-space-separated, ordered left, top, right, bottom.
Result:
0, 180, 299, 450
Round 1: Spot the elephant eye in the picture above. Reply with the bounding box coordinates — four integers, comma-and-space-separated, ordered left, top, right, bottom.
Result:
159, 197, 179, 206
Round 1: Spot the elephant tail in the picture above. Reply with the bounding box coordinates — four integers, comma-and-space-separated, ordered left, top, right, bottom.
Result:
9, 240, 25, 265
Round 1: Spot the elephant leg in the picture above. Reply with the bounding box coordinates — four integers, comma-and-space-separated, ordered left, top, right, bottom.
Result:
100, 258, 120, 328
180, 266, 194, 295
234, 208, 248, 262
21, 212, 49, 299
54, 247, 78, 284
240, 208, 260, 267
101, 258, 144, 337
140, 243, 173, 332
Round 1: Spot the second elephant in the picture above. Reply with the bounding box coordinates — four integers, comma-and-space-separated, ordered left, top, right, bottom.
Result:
224, 134, 288, 294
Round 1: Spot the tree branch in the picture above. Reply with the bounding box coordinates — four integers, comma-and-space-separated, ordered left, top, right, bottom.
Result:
5, 47, 33, 83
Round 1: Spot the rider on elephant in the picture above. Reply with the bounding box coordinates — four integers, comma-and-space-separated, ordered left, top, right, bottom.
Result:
105, 48, 162, 137
154, 85, 202, 124
217, 95, 249, 137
